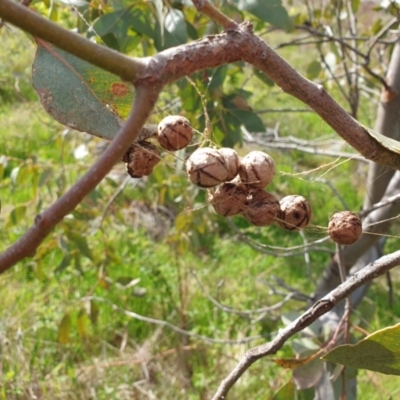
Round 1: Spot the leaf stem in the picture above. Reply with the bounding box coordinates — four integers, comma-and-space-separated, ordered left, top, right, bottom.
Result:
192, 0, 238, 30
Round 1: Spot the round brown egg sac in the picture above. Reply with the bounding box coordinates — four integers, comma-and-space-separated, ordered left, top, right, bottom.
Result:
208, 182, 249, 217
186, 147, 228, 188
243, 190, 281, 226
278, 195, 312, 231
328, 211, 362, 245
218, 148, 241, 182
123, 141, 161, 178
157, 115, 193, 151
239, 151, 275, 189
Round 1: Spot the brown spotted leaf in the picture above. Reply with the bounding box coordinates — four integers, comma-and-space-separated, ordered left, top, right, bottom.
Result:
32, 40, 134, 140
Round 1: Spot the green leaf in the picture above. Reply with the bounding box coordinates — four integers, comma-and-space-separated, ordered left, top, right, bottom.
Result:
208, 66, 227, 90
151, 0, 164, 40
178, 80, 201, 112
55, 254, 71, 273
90, 300, 99, 325
352, 0, 360, 12
271, 380, 295, 400
32, 42, 134, 140
293, 353, 324, 389
92, 8, 142, 52
236, 0, 292, 29
129, 7, 155, 39
165, 8, 187, 45
66, 231, 93, 260
322, 322, 400, 375
6, 205, 27, 227
58, 313, 71, 344
38, 169, 53, 187
306, 60, 322, 80
77, 309, 88, 339
92, 9, 129, 37
253, 68, 275, 87
223, 96, 265, 133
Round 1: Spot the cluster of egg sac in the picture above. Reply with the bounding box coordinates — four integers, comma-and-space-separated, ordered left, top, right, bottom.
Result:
186, 148, 312, 230
122, 115, 362, 244
123, 115, 193, 178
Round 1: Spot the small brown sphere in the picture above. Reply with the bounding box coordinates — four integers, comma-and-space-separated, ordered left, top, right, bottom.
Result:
278, 195, 312, 231
243, 190, 281, 226
157, 115, 193, 151
186, 148, 228, 188
239, 151, 275, 189
123, 141, 161, 178
218, 148, 241, 181
208, 183, 249, 217
328, 211, 362, 245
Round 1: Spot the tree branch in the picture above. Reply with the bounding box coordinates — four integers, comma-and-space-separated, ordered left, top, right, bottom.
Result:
212, 249, 400, 399
0, 0, 145, 81
192, 0, 238, 30
0, 84, 162, 271
2, 2, 400, 168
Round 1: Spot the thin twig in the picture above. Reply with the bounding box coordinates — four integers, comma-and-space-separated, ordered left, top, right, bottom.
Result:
82, 296, 272, 345
212, 249, 400, 399
191, 270, 296, 317
242, 129, 368, 163
192, 0, 238, 30
359, 192, 400, 218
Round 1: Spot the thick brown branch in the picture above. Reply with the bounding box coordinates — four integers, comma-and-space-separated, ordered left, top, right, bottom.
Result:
145, 24, 400, 168
0, 0, 145, 81
212, 249, 400, 399
2, 1, 400, 168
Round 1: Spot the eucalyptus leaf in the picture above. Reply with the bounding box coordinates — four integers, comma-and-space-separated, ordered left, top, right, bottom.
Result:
165, 8, 187, 44
58, 313, 71, 344
323, 322, 400, 375
32, 42, 134, 140
236, 0, 291, 29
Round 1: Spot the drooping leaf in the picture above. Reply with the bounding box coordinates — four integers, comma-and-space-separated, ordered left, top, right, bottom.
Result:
253, 68, 275, 87
223, 95, 265, 133
151, 0, 164, 40
165, 8, 187, 45
322, 322, 400, 375
306, 60, 322, 80
128, 7, 156, 39
77, 309, 88, 339
55, 254, 71, 273
208, 66, 228, 90
6, 205, 27, 227
236, 0, 292, 29
92, 8, 142, 52
315, 368, 335, 400
90, 300, 99, 325
351, 0, 361, 12
58, 313, 71, 344
271, 380, 296, 400
32, 41, 134, 140
66, 231, 93, 260
292, 353, 324, 390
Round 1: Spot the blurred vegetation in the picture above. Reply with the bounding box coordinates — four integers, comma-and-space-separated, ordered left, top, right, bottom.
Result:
1, 1, 400, 399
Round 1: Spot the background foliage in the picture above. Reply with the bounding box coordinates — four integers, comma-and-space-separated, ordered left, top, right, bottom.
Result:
1, 0, 400, 398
